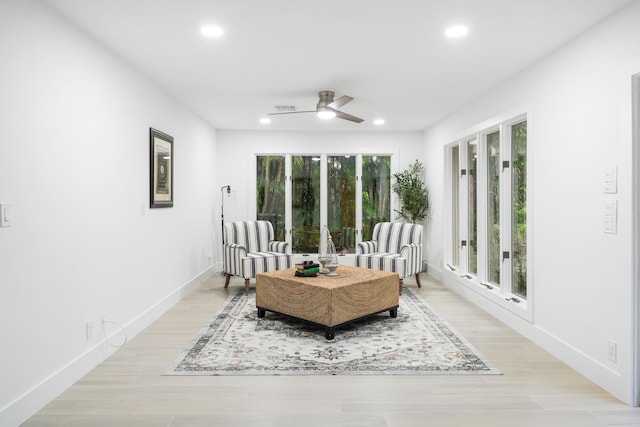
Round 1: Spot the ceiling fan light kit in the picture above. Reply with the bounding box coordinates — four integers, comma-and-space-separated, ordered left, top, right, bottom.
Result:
316, 109, 336, 119
269, 90, 364, 123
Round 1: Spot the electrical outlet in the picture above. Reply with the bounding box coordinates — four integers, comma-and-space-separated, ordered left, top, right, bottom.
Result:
85, 320, 94, 340
607, 340, 617, 362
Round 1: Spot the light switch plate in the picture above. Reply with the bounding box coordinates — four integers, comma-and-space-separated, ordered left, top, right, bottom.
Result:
604, 199, 617, 234
604, 166, 617, 194
0, 203, 12, 227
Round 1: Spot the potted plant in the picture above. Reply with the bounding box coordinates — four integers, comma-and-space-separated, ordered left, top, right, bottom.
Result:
392, 160, 430, 223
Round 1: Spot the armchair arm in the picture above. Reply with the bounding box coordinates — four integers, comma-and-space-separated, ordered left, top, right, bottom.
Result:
268, 240, 290, 254
400, 243, 423, 275
224, 243, 247, 275
357, 240, 377, 255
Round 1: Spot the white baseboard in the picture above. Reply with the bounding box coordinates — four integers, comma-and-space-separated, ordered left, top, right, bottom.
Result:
440, 271, 634, 406
0, 268, 213, 427
425, 261, 443, 281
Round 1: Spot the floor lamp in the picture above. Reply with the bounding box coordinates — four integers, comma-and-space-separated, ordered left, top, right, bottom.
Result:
221, 185, 231, 274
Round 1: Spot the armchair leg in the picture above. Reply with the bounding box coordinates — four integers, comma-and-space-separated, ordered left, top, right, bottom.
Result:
399, 279, 403, 295
244, 279, 250, 296
415, 273, 422, 288
224, 274, 231, 289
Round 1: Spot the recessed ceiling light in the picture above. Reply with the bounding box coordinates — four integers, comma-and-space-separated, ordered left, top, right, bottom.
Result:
259, 117, 271, 125
373, 119, 385, 126
201, 25, 224, 38
445, 25, 469, 38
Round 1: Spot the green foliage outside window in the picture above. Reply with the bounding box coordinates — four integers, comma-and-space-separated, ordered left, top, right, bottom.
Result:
487, 131, 501, 286
256, 156, 285, 240
292, 156, 321, 253
257, 154, 392, 252
327, 156, 356, 253
511, 121, 527, 298
362, 156, 391, 240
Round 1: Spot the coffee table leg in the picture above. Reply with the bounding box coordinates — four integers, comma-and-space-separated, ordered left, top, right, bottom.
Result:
325, 328, 335, 340
390, 308, 398, 318
257, 308, 265, 318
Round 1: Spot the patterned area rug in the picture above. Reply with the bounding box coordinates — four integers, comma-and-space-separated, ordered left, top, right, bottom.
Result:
165, 287, 500, 375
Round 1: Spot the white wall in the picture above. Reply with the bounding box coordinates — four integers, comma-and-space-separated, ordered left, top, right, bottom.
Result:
423, 1, 640, 405
214, 130, 424, 266
3, 0, 637, 422
0, 1, 219, 424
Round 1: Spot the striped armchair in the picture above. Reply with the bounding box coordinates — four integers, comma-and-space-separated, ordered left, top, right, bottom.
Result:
356, 222, 423, 294
223, 220, 293, 295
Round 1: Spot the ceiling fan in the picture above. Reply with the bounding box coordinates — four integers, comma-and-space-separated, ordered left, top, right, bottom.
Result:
269, 91, 364, 123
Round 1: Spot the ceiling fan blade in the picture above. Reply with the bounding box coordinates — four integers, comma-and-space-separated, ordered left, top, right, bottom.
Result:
267, 110, 315, 116
327, 95, 353, 110
333, 109, 364, 123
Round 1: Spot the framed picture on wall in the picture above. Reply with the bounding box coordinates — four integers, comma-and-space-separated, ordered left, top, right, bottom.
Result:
149, 128, 173, 208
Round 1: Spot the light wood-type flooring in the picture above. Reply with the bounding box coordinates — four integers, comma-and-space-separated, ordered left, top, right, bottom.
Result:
23, 273, 640, 426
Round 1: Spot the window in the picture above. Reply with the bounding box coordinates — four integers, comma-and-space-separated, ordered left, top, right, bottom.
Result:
446, 116, 528, 312
468, 140, 478, 275
256, 154, 391, 254
511, 121, 527, 298
487, 130, 501, 286
292, 155, 321, 253
451, 146, 460, 268
256, 155, 286, 241
361, 155, 391, 241
327, 155, 356, 254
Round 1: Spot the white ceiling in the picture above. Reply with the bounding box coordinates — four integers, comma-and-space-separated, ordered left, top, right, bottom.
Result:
44, 0, 633, 131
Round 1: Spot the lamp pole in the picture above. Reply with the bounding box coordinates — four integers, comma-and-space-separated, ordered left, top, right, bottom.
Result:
221, 185, 231, 273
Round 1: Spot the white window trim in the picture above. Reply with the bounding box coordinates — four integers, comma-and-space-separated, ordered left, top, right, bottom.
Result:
443, 113, 532, 322
253, 152, 396, 258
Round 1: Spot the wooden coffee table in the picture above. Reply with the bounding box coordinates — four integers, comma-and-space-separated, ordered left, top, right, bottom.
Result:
256, 265, 399, 340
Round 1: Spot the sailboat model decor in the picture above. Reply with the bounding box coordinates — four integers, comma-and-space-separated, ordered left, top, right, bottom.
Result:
318, 226, 339, 276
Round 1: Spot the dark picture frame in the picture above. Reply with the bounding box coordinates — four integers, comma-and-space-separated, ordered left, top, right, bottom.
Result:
149, 128, 174, 208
